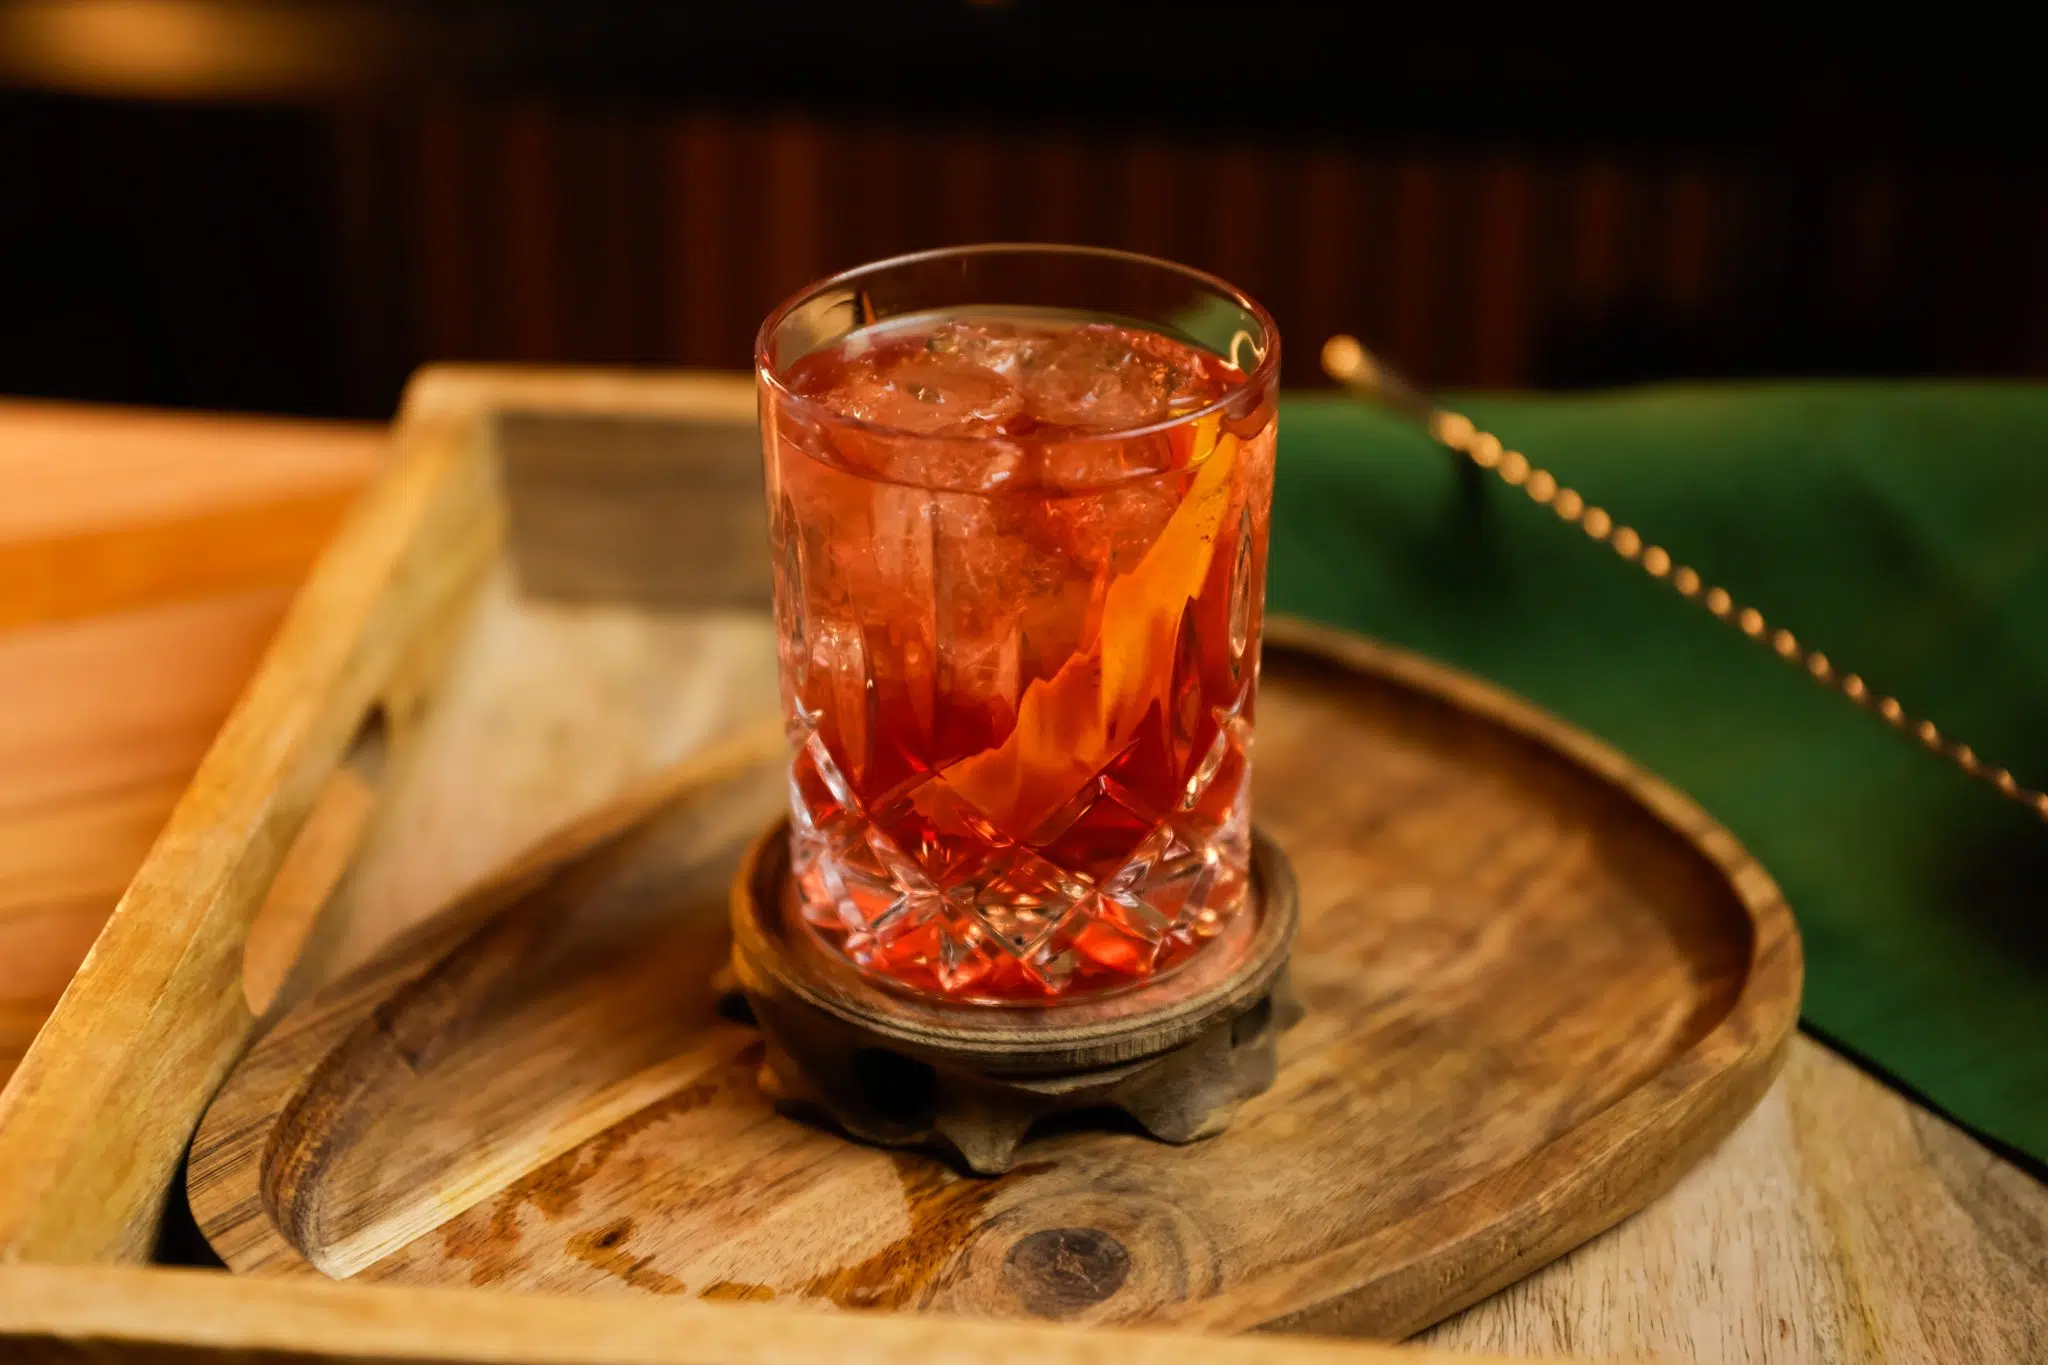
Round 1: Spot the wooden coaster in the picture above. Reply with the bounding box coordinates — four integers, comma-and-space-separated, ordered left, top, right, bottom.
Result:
728, 822, 1301, 1174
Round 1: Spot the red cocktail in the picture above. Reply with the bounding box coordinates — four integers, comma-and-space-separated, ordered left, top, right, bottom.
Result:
757, 246, 1277, 1002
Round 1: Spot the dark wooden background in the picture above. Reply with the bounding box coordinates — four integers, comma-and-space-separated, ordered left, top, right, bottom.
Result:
2, 5, 2042, 419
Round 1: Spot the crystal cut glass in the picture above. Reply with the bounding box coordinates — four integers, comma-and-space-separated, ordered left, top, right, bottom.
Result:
756, 245, 1278, 1002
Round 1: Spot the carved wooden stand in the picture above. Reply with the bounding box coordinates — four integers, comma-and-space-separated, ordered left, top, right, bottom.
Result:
727, 820, 1301, 1174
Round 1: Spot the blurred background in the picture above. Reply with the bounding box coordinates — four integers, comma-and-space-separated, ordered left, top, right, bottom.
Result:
2, 2, 2043, 419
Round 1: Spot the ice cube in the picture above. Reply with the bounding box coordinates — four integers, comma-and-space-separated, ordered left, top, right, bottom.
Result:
827, 348, 1021, 438
1021, 325, 1212, 434
882, 435, 1025, 493
926, 319, 1047, 377
793, 317, 1236, 490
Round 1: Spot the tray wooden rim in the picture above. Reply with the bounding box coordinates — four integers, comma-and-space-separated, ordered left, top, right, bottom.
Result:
0, 1262, 1546, 1365
1203, 618, 1803, 1332
186, 614, 1802, 1336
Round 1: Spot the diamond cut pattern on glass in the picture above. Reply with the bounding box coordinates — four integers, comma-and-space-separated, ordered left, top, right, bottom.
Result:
775, 412, 1268, 998
788, 682, 1254, 1000
783, 585, 1258, 999
1181, 681, 1252, 814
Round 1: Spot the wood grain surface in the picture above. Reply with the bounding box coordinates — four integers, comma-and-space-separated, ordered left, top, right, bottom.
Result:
0, 383, 498, 1263
0, 1264, 1538, 1365
188, 616, 1800, 1338
3, 388, 2042, 1365
0, 399, 380, 632
0, 400, 382, 1093
1424, 1035, 2048, 1363
0, 369, 771, 1267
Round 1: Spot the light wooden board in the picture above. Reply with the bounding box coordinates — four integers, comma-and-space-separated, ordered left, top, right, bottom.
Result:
274, 568, 781, 998
1423, 1035, 2048, 1363
188, 620, 1800, 1338
0, 401, 381, 1092
0, 398, 378, 631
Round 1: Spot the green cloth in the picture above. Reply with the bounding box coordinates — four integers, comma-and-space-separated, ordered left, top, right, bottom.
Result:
1270, 384, 2048, 1164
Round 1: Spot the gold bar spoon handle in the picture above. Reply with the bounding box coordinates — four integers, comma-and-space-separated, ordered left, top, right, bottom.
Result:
1320, 334, 2048, 824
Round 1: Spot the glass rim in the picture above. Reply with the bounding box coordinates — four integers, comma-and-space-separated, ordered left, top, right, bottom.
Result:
754, 242, 1282, 449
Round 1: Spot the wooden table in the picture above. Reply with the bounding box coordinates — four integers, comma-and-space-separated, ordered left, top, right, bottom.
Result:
0, 400, 381, 1088
1, 400, 2041, 1364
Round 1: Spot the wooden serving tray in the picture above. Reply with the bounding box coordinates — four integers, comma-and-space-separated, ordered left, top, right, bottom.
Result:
187, 618, 1799, 1336
162, 377, 1789, 1336
0, 368, 1795, 1362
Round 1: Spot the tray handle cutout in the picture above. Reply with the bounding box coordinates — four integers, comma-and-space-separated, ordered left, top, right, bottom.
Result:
242, 706, 392, 1017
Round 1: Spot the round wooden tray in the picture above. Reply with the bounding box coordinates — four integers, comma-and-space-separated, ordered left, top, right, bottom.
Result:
188, 621, 1801, 1337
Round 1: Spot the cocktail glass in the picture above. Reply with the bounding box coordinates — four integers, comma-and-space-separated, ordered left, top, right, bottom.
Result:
756, 244, 1278, 1002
